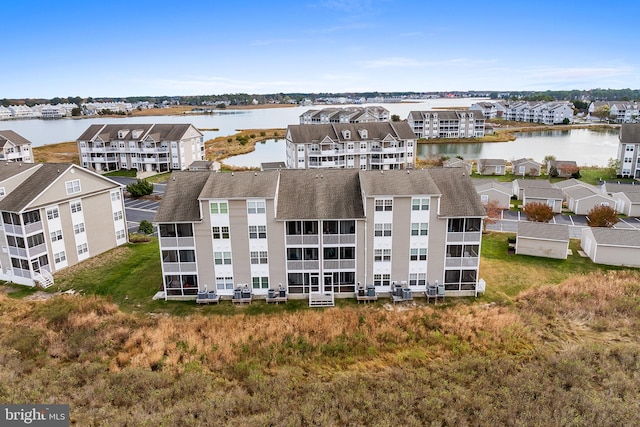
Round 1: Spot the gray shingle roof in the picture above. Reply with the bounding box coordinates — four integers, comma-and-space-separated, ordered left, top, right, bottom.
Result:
0, 163, 120, 212
475, 181, 512, 194
515, 179, 552, 189
478, 158, 506, 166
358, 169, 440, 197
77, 123, 201, 141
200, 170, 279, 199
153, 171, 211, 223
0, 162, 39, 182
277, 169, 364, 219
428, 168, 486, 217
524, 187, 564, 199
620, 123, 640, 143
518, 222, 569, 241
563, 186, 605, 200
0, 130, 32, 147
605, 182, 640, 193
553, 178, 593, 190
287, 121, 416, 143
589, 227, 640, 247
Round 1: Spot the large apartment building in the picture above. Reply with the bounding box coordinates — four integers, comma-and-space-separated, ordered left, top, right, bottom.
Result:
77, 123, 205, 173
0, 130, 33, 163
501, 101, 574, 124
0, 162, 127, 287
407, 110, 485, 139
618, 123, 640, 178
299, 106, 390, 124
285, 122, 416, 170
154, 168, 486, 301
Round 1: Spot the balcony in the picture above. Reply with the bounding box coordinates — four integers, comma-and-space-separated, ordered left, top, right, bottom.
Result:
8, 246, 27, 257
445, 257, 479, 267
159, 236, 195, 248
285, 235, 319, 245
162, 262, 197, 273
287, 260, 319, 270
447, 231, 482, 242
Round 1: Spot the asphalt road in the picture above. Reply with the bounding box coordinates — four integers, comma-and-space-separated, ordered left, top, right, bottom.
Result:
109, 177, 166, 233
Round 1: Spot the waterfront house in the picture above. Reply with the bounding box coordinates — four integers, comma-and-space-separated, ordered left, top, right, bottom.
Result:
516, 222, 569, 259
512, 179, 552, 200
511, 158, 542, 176
0, 130, 34, 163
522, 187, 564, 213
407, 110, 485, 139
299, 106, 390, 124
0, 163, 127, 287
603, 182, 640, 216
153, 168, 486, 303
77, 123, 205, 173
474, 181, 512, 209
581, 227, 640, 268
547, 160, 579, 178
617, 123, 640, 178
477, 159, 506, 176
285, 122, 416, 170
469, 102, 498, 119
442, 158, 472, 175
562, 186, 615, 215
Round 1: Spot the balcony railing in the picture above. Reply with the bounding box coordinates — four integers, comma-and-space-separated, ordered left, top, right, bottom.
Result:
8, 246, 27, 257
447, 231, 482, 242
287, 260, 319, 270
445, 257, 479, 267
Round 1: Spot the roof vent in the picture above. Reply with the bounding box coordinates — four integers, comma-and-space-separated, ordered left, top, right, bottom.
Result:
254, 172, 257, 176
231, 172, 234, 176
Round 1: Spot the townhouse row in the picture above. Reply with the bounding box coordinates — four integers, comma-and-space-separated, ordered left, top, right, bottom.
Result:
154, 167, 486, 301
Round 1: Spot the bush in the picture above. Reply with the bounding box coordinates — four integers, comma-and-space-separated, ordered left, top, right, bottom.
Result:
523, 202, 554, 222
126, 179, 154, 198
138, 220, 154, 235
586, 205, 619, 227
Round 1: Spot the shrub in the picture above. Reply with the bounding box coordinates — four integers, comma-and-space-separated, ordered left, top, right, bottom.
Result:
138, 220, 154, 235
260, 131, 266, 137
523, 202, 554, 222
126, 179, 153, 198
128, 233, 152, 243
586, 205, 619, 227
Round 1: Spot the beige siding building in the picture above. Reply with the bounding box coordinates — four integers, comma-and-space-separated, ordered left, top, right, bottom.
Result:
581, 228, 640, 268
285, 122, 416, 170
154, 168, 486, 301
77, 123, 204, 173
516, 222, 569, 259
0, 163, 127, 287
0, 130, 34, 163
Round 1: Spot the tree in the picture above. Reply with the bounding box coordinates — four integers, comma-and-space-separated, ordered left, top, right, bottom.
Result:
138, 219, 154, 234
523, 202, 554, 223
483, 199, 503, 231
606, 157, 621, 178
391, 114, 400, 122
71, 107, 82, 116
126, 179, 154, 198
586, 205, 619, 227
592, 105, 611, 122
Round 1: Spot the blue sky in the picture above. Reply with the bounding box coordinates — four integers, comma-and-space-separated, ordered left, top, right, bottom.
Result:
3, 0, 639, 98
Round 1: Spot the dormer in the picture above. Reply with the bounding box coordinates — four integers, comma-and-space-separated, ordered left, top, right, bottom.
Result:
358, 129, 368, 139
131, 129, 143, 139
341, 130, 351, 139
117, 129, 130, 139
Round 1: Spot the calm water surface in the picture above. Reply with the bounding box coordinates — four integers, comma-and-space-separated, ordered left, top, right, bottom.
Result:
2, 98, 620, 167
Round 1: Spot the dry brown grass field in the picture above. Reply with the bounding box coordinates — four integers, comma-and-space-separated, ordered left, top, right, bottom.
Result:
2, 267, 640, 425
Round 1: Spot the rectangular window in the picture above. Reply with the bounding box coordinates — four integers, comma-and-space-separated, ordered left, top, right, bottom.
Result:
252, 276, 269, 289
27, 233, 45, 248
214, 252, 232, 265
50, 230, 63, 241
375, 199, 393, 212
216, 277, 234, 290
70, 201, 82, 213
411, 223, 429, 236
74, 223, 85, 234
247, 200, 266, 214
212, 226, 230, 239
46, 207, 59, 220
111, 191, 121, 201
54, 251, 66, 263
210, 202, 228, 214
374, 223, 392, 237
374, 274, 391, 287
410, 248, 428, 261
250, 251, 268, 264
409, 273, 426, 286
77, 243, 88, 255
412, 198, 429, 211
374, 249, 391, 262
113, 211, 123, 221
249, 225, 267, 239
65, 180, 81, 195
116, 229, 126, 240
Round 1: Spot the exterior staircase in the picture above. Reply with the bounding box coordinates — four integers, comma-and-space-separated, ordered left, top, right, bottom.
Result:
308, 292, 334, 308
34, 270, 54, 288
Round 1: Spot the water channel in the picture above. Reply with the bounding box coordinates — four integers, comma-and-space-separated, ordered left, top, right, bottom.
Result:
1, 98, 620, 167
